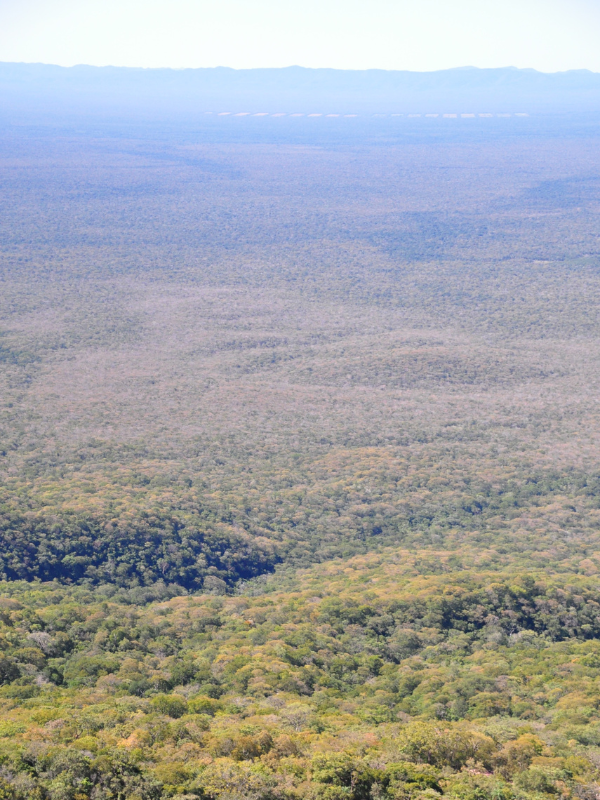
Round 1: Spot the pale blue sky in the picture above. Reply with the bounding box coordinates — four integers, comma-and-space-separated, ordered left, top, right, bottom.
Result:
0, 0, 598, 72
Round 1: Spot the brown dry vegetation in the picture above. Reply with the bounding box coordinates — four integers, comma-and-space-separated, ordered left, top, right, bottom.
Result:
2, 134, 600, 565
2, 123, 600, 798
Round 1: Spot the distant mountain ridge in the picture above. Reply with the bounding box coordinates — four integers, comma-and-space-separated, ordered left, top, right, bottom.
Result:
1, 62, 599, 117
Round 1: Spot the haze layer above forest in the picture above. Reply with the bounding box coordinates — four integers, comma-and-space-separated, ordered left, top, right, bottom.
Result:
2, 64, 600, 118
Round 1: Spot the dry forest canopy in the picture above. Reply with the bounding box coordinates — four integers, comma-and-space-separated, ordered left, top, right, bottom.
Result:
1, 112, 600, 800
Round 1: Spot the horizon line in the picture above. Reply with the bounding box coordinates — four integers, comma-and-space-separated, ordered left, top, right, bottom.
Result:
1, 61, 599, 76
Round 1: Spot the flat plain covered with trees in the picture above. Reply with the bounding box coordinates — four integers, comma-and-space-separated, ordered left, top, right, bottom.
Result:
1, 120, 600, 799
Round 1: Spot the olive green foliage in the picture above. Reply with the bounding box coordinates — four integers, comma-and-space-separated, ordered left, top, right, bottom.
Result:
2, 562, 600, 798
2, 124, 600, 799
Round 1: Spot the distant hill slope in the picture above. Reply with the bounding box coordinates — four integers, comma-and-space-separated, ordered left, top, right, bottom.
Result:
1, 63, 599, 117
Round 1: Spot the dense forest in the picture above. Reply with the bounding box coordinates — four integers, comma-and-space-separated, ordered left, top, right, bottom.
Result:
1, 113, 600, 798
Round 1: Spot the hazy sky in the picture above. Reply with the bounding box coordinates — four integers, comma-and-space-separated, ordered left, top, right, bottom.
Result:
0, 0, 599, 72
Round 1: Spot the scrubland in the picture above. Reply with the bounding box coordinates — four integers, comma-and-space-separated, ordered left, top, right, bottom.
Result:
1, 123, 600, 798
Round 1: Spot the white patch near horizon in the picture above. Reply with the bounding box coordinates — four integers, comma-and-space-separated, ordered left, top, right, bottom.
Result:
206, 111, 530, 118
